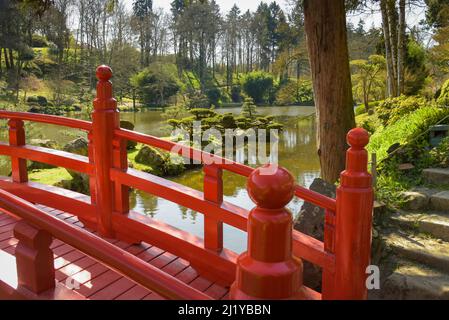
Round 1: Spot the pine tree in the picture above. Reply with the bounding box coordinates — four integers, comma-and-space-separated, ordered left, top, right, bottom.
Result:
241, 97, 257, 119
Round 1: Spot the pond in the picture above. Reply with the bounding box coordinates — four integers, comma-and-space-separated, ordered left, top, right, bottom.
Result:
0, 106, 320, 253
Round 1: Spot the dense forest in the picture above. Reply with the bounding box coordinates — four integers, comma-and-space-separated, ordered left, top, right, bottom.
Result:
0, 0, 445, 114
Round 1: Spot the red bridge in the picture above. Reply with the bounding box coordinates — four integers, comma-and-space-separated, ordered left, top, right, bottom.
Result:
0, 66, 374, 300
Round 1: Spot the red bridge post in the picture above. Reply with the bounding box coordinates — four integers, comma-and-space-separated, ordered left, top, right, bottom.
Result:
331, 128, 374, 300
230, 165, 307, 300
8, 119, 28, 183
91, 65, 120, 237
14, 220, 55, 294
203, 164, 224, 252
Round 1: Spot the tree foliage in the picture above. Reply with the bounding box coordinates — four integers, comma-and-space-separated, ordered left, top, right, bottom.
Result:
240, 71, 274, 104
131, 63, 181, 107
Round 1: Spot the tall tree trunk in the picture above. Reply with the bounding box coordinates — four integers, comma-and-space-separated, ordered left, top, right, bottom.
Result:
8, 48, 14, 69
398, 0, 406, 95
303, 0, 356, 184
380, 0, 396, 97
4, 48, 10, 70
387, 0, 399, 96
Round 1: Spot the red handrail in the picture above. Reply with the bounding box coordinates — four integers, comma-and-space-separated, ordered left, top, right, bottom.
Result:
0, 189, 210, 300
115, 128, 337, 211
0, 111, 92, 131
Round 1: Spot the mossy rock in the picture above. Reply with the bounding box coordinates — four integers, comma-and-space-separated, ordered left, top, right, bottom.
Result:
62, 137, 89, 190
63, 137, 88, 157
164, 154, 185, 176
135, 146, 165, 168
56, 175, 90, 195
120, 120, 138, 150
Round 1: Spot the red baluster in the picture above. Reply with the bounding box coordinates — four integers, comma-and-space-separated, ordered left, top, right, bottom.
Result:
8, 119, 27, 183
91, 65, 119, 237
203, 165, 223, 252
88, 130, 97, 205
321, 208, 336, 299
230, 165, 307, 300
331, 128, 373, 300
14, 220, 55, 294
112, 136, 129, 214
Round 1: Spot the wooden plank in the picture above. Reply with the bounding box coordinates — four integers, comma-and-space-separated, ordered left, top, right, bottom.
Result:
176, 267, 200, 284
162, 258, 190, 277
75, 270, 122, 297
204, 283, 229, 300
142, 292, 165, 300
54, 250, 85, 270
150, 252, 178, 269
190, 276, 213, 292
55, 256, 99, 282
115, 285, 151, 300
89, 277, 136, 300
0, 238, 18, 250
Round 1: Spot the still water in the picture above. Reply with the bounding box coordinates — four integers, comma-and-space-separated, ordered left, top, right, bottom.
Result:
0, 106, 320, 253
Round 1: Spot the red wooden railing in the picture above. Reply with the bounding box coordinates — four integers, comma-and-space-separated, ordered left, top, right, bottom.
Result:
0, 65, 374, 300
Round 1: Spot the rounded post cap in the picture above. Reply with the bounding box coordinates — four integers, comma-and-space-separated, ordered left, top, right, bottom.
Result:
247, 165, 295, 209
347, 128, 369, 149
96, 65, 113, 81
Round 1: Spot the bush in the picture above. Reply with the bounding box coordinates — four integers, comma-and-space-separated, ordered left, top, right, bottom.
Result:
231, 85, 242, 103
376, 95, 428, 126
241, 71, 274, 104
368, 106, 449, 163
355, 105, 366, 116
27, 96, 47, 106
27, 96, 39, 104
205, 87, 221, 106
275, 80, 314, 106
189, 108, 217, 120
131, 63, 181, 107
186, 92, 211, 109
429, 136, 449, 168
437, 79, 449, 106
221, 113, 237, 129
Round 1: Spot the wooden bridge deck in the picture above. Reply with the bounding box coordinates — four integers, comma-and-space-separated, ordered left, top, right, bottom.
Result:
0, 207, 230, 300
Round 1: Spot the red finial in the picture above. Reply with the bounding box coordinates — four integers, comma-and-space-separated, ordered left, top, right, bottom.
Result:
247, 165, 295, 209
347, 128, 369, 149
96, 65, 113, 81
